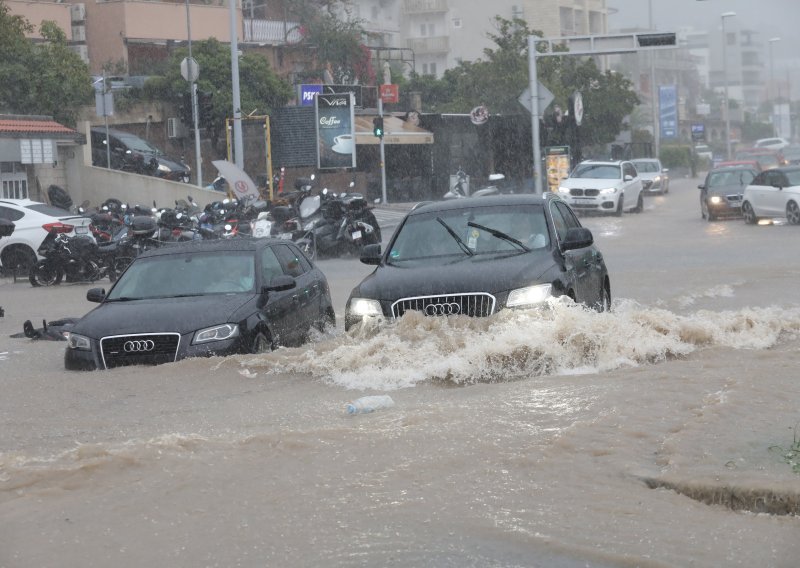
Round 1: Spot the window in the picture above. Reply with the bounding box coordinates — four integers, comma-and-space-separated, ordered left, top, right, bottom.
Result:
274, 244, 305, 278
555, 202, 580, 231
623, 163, 637, 178
549, 203, 569, 242
288, 243, 313, 272
261, 246, 284, 285
429, 62, 437, 76
0, 206, 24, 222
420, 24, 426, 36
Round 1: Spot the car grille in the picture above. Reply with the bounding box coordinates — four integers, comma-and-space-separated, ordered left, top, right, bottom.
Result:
391, 293, 496, 319
642, 180, 654, 189
569, 188, 600, 197
100, 333, 181, 369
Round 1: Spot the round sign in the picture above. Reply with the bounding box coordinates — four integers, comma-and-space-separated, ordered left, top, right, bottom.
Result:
572, 91, 584, 126
180, 57, 200, 82
470, 105, 489, 126
234, 180, 249, 195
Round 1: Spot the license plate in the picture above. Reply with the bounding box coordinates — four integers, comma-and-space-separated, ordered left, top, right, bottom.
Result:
351, 230, 362, 240
279, 232, 293, 240
76, 226, 89, 234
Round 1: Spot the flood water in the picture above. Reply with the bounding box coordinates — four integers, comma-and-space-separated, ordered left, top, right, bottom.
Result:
2, 177, 799, 567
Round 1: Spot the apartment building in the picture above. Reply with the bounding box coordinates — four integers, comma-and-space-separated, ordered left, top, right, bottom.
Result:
351, 0, 608, 78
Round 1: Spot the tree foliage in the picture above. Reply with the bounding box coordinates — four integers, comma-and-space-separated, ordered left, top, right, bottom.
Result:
284, 0, 374, 84
0, 1, 92, 126
405, 17, 639, 146
143, 38, 293, 152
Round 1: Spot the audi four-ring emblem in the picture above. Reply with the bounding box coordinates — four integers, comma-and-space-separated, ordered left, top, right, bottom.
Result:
424, 302, 461, 316
124, 339, 155, 352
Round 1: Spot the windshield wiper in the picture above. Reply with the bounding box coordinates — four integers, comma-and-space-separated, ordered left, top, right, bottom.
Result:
105, 296, 139, 302
467, 221, 530, 251
436, 217, 474, 256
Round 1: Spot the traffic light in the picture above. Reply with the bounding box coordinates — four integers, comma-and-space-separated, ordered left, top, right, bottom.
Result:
198, 90, 213, 126
372, 116, 384, 138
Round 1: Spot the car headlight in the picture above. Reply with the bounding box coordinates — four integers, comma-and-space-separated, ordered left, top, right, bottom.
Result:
157, 164, 171, 173
348, 298, 383, 317
65, 332, 91, 350
709, 196, 723, 204
193, 323, 240, 344
506, 284, 552, 308
599, 187, 618, 194
653, 176, 661, 183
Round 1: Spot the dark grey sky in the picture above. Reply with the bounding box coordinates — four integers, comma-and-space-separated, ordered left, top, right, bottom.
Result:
608, 0, 798, 64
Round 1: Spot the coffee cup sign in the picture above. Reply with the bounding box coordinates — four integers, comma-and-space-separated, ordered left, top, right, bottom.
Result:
332, 134, 354, 155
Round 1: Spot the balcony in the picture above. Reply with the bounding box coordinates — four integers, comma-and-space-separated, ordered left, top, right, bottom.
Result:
406, 36, 449, 55
243, 19, 302, 44
403, 0, 448, 14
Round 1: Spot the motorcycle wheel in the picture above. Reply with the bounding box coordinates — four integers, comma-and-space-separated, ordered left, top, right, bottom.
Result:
296, 237, 316, 260
83, 260, 102, 282
29, 260, 63, 287
113, 256, 135, 275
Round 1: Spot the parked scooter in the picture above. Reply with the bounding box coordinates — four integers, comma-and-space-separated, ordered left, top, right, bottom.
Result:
294, 188, 380, 259
444, 170, 511, 199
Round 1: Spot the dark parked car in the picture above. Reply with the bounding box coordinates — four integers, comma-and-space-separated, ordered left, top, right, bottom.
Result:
90, 127, 191, 182
65, 238, 334, 370
344, 194, 610, 330
698, 165, 758, 221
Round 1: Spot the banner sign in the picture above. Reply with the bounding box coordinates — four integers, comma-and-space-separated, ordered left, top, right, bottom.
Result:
300, 84, 363, 107
380, 84, 399, 104
315, 93, 356, 169
691, 123, 705, 142
659, 85, 678, 140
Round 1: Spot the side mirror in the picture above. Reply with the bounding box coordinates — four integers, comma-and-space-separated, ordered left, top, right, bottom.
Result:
662, 168, 669, 173
624, 175, 633, 181
561, 227, 593, 252
360, 243, 382, 265
698, 184, 705, 190
87, 287, 106, 303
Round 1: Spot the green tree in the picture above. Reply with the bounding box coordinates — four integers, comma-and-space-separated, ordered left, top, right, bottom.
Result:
0, 2, 92, 126
143, 38, 293, 153
405, 16, 639, 147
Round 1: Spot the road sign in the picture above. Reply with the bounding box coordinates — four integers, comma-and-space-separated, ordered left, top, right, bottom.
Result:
518, 82, 554, 115
181, 57, 200, 82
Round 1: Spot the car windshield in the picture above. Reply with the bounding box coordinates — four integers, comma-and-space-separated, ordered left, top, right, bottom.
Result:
707, 169, 756, 188
633, 161, 660, 173
571, 164, 620, 179
107, 251, 255, 300
117, 133, 163, 155
388, 204, 549, 262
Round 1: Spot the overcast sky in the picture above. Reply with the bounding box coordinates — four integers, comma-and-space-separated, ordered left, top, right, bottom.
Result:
608, 0, 798, 68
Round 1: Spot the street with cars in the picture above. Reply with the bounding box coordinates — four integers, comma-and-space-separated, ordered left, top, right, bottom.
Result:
2, 174, 800, 566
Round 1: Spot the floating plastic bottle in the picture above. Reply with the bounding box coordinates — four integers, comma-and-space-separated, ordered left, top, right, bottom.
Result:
345, 395, 395, 415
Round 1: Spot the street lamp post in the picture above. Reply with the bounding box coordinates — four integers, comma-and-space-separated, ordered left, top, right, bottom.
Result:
768, 37, 781, 136
721, 11, 736, 160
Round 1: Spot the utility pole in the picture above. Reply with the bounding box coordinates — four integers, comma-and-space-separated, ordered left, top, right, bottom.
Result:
186, 0, 202, 187
229, 0, 244, 169
378, 97, 387, 204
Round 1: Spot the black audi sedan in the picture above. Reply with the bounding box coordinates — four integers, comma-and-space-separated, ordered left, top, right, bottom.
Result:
65, 239, 334, 370
344, 194, 610, 330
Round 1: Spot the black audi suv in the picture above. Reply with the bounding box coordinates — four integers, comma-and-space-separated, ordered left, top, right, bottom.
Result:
344, 194, 610, 330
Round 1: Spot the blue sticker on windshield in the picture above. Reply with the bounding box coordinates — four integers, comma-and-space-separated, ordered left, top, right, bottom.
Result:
390, 249, 400, 259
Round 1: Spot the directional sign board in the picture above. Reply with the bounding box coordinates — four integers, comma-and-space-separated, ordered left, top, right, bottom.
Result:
518, 81, 555, 115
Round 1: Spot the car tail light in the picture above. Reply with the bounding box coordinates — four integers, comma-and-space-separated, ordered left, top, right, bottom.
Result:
42, 222, 74, 234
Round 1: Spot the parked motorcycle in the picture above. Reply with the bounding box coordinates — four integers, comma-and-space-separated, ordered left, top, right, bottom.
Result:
444, 170, 511, 199
294, 189, 380, 259
29, 231, 116, 286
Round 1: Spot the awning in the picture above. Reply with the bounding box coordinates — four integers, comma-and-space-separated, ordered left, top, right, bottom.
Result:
354, 115, 434, 145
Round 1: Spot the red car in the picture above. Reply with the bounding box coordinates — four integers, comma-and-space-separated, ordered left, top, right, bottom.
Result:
734, 148, 784, 170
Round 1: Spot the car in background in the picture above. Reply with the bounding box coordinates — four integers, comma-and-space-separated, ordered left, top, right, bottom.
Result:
694, 144, 714, 164
715, 159, 761, 172
735, 148, 784, 171
631, 158, 669, 194
754, 137, 790, 151
0, 199, 93, 273
90, 127, 191, 183
698, 165, 758, 221
344, 194, 610, 330
741, 166, 800, 226
64, 238, 335, 370
558, 160, 644, 215
780, 145, 800, 165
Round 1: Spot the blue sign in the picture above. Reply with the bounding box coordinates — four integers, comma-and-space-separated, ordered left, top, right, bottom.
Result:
659, 85, 678, 140
300, 84, 323, 106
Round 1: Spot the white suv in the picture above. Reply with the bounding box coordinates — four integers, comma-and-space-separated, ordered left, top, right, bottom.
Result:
558, 160, 644, 215
754, 137, 790, 151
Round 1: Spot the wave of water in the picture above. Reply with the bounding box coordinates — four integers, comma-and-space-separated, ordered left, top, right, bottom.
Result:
245, 299, 800, 391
